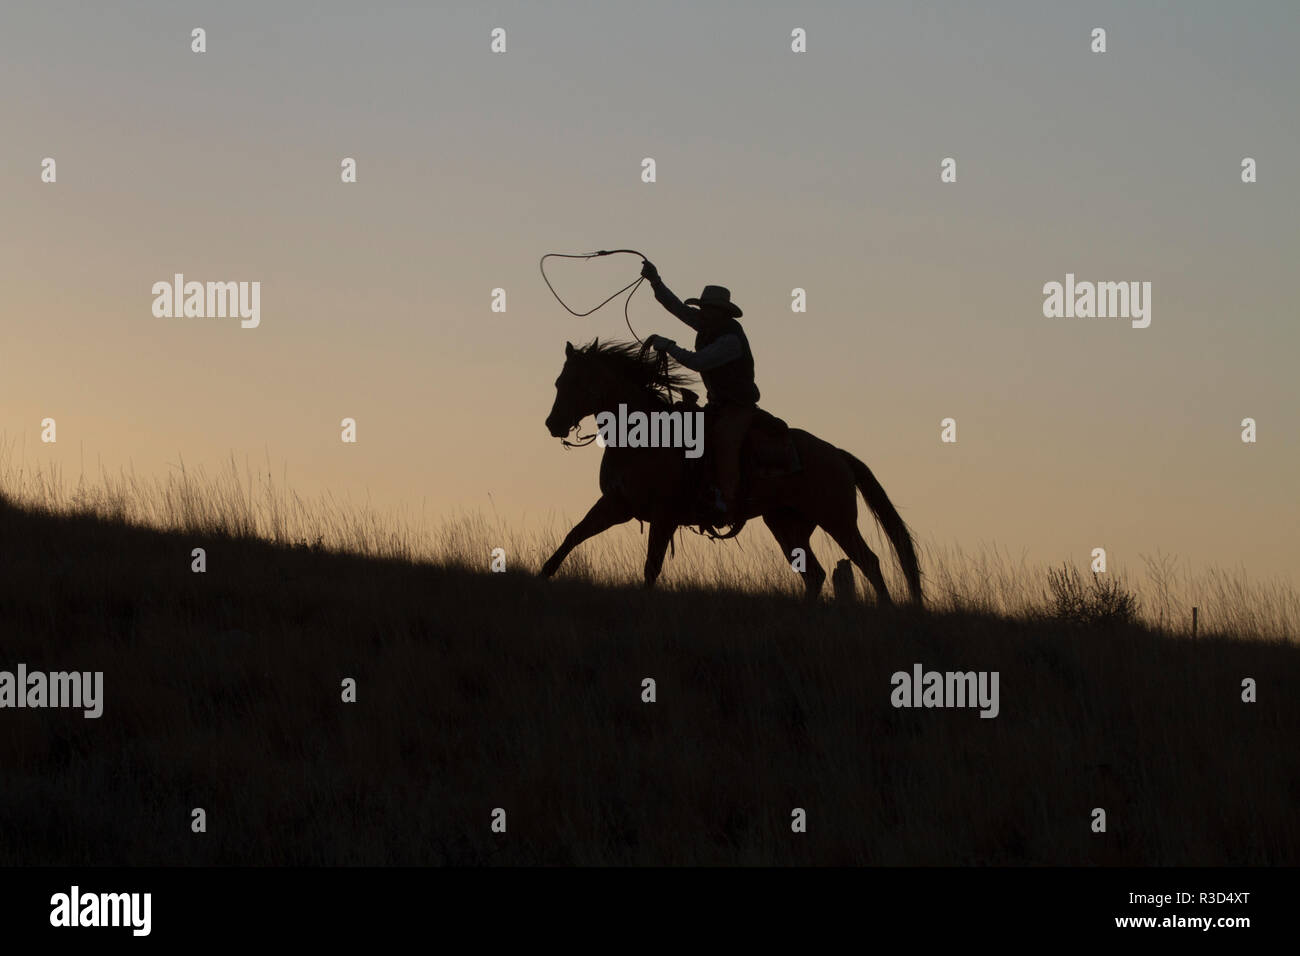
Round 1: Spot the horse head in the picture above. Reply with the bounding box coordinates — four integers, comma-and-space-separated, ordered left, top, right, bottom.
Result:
545, 339, 690, 439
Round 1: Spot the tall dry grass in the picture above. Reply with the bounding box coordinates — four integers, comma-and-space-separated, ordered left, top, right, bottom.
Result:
1, 440, 1293, 641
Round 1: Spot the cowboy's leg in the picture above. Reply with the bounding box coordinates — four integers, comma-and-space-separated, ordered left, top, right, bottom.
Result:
713, 402, 756, 510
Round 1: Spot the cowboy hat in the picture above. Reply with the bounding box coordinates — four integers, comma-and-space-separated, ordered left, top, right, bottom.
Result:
684, 285, 743, 318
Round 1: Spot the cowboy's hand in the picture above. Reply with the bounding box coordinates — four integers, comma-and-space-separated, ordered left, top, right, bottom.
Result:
649, 334, 675, 351
640, 259, 660, 282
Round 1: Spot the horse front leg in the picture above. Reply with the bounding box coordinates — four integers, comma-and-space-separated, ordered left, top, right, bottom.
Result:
644, 521, 676, 589
540, 495, 633, 578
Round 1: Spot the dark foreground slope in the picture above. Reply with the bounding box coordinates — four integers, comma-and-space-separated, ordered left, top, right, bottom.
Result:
1, 496, 1296, 865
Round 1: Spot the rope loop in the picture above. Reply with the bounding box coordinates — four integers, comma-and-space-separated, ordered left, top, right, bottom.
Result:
539, 249, 648, 342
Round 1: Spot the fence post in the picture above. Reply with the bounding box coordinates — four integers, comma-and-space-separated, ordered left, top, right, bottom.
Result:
1192, 606, 1198, 637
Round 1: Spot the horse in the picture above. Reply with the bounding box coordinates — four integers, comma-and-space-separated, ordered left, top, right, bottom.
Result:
541, 339, 923, 605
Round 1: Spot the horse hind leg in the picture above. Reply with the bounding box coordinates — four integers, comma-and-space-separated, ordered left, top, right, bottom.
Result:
763, 510, 825, 602
824, 518, 892, 607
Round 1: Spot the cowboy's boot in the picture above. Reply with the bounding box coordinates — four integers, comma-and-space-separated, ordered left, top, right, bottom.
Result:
711, 486, 730, 525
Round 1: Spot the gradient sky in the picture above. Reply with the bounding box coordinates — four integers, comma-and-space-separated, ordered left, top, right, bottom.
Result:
3, 1, 1297, 581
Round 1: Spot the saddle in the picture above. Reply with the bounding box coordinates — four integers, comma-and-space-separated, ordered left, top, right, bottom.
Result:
675, 391, 802, 537
743, 407, 801, 477
673, 392, 801, 478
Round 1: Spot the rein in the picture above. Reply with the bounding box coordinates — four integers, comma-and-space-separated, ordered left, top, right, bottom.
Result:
560, 432, 598, 450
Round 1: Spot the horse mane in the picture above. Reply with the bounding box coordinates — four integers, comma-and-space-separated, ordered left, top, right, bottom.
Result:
576, 338, 694, 402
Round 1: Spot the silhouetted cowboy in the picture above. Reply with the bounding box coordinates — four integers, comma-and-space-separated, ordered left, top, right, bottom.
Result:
640, 259, 759, 523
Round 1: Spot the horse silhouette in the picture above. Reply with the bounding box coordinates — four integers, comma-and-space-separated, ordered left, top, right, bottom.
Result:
542, 339, 922, 605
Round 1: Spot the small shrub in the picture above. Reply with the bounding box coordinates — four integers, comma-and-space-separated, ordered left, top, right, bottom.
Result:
1045, 563, 1140, 628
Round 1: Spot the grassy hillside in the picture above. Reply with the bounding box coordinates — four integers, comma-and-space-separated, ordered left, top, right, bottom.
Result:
1, 492, 1297, 865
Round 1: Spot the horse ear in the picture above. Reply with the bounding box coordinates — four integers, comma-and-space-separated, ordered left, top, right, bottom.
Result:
565, 341, 575, 357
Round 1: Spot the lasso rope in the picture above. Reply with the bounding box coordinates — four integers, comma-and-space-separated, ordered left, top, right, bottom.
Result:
539, 249, 648, 342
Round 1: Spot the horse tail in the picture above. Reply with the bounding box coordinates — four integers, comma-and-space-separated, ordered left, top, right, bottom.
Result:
841, 451, 923, 606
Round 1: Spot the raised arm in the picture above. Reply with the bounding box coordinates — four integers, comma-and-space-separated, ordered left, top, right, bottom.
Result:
641, 260, 702, 332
